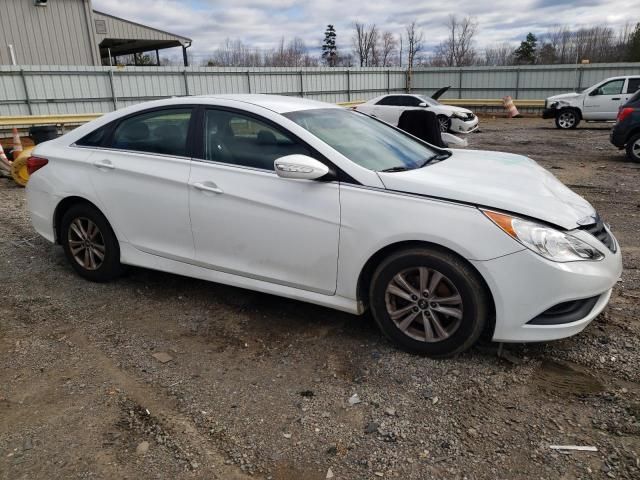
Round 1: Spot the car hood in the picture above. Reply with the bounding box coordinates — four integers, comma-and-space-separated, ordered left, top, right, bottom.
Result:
547, 92, 582, 102
377, 149, 595, 230
438, 104, 473, 115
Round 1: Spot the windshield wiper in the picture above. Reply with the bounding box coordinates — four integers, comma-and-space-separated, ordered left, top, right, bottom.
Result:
420, 151, 451, 167
380, 166, 409, 173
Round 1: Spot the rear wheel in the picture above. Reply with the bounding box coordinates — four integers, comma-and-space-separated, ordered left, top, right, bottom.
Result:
61, 204, 124, 282
555, 109, 580, 129
626, 133, 640, 163
369, 248, 489, 357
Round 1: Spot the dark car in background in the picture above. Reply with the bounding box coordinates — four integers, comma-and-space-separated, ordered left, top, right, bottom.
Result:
610, 90, 640, 162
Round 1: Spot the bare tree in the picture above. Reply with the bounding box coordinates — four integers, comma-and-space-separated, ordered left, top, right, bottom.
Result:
405, 21, 424, 68
481, 43, 514, 66
405, 21, 424, 91
380, 32, 398, 66
432, 15, 477, 66
352, 22, 378, 66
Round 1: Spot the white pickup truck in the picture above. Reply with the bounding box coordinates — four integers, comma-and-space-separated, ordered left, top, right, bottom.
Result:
543, 75, 640, 129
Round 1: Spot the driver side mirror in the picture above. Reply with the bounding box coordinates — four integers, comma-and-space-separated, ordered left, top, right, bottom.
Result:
274, 155, 329, 180
590, 88, 602, 96
418, 102, 428, 107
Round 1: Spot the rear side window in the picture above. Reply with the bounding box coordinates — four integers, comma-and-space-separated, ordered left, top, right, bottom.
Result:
110, 108, 192, 157
376, 96, 404, 106
76, 125, 109, 147
627, 78, 640, 94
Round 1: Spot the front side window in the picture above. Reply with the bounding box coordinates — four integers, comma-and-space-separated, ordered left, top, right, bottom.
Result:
203, 109, 310, 170
285, 108, 438, 172
403, 96, 423, 107
594, 79, 624, 96
627, 78, 640, 94
110, 108, 192, 156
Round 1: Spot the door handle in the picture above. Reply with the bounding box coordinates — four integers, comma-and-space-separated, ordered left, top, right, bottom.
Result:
191, 182, 223, 194
611, 98, 620, 101
93, 159, 115, 170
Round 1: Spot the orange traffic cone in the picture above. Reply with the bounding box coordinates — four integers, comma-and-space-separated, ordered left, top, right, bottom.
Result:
502, 96, 522, 118
0, 142, 12, 173
12, 127, 23, 159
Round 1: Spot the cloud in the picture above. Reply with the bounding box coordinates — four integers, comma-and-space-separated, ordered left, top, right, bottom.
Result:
92, 0, 637, 60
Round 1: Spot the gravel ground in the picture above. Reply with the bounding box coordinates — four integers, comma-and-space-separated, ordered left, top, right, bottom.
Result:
1, 117, 639, 480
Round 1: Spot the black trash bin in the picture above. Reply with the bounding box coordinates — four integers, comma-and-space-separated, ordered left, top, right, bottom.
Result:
29, 126, 59, 145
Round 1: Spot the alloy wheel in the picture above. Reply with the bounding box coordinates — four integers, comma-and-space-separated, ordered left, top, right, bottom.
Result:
558, 111, 576, 129
438, 117, 450, 132
632, 139, 640, 159
67, 217, 106, 271
384, 267, 463, 343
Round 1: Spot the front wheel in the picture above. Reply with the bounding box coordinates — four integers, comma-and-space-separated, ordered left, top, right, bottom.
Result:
626, 133, 640, 163
369, 248, 489, 358
437, 115, 451, 133
61, 203, 124, 282
555, 109, 580, 129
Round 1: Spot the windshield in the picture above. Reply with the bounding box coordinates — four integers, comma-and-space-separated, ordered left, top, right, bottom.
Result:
417, 95, 440, 106
284, 108, 439, 171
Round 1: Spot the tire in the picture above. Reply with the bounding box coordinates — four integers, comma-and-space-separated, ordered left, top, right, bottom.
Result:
437, 115, 451, 133
60, 203, 124, 282
369, 248, 489, 358
625, 133, 640, 163
555, 109, 580, 129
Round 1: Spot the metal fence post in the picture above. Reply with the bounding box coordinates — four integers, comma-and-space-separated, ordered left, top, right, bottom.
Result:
107, 69, 118, 110
246, 70, 252, 93
577, 67, 584, 92
299, 70, 304, 98
387, 69, 391, 94
458, 68, 463, 99
346, 70, 351, 101
20, 69, 33, 115
183, 69, 190, 96
515, 68, 521, 99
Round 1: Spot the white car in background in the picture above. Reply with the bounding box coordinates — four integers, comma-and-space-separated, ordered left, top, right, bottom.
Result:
355, 92, 479, 133
26, 95, 621, 358
543, 75, 640, 129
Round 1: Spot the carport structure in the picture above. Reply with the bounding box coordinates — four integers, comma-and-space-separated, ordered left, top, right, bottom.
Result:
93, 11, 192, 66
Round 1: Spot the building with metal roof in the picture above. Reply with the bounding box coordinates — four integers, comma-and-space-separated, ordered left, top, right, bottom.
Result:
1, 0, 192, 66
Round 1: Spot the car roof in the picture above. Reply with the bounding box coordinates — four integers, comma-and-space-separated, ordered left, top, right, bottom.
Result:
194, 94, 341, 113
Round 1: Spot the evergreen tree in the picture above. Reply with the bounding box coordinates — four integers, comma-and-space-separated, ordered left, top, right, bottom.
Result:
322, 25, 338, 66
514, 32, 538, 64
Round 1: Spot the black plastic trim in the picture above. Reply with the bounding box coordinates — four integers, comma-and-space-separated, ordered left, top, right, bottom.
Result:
527, 295, 600, 325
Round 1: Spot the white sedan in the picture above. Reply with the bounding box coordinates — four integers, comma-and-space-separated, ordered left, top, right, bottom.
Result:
26, 95, 621, 357
355, 93, 479, 133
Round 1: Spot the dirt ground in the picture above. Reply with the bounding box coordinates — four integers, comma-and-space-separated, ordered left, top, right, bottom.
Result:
1, 117, 639, 480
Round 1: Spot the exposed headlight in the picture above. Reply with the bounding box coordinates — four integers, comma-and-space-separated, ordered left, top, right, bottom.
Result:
451, 112, 467, 120
483, 210, 604, 262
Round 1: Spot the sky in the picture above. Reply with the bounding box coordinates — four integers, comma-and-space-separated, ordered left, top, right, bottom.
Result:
92, 0, 639, 60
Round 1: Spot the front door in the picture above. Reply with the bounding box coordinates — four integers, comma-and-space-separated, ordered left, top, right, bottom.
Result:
188, 108, 340, 294
583, 78, 627, 120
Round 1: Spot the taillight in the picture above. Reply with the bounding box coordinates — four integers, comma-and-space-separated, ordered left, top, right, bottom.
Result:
26, 156, 48, 175
617, 107, 634, 123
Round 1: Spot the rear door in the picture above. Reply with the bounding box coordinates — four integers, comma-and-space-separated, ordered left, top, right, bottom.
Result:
372, 96, 407, 125
583, 78, 627, 120
86, 107, 195, 260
